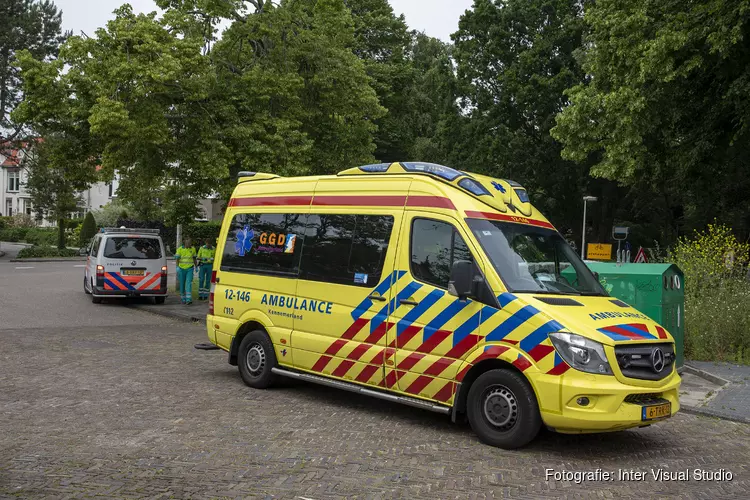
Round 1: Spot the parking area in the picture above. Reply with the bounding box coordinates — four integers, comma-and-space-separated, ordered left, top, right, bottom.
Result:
0, 260, 748, 498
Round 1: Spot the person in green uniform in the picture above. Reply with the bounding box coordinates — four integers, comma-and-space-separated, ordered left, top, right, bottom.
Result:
175, 237, 197, 305
197, 238, 215, 300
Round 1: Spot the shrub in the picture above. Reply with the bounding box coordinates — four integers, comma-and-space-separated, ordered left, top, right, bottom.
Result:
669, 223, 750, 364
67, 225, 81, 248
92, 202, 127, 227
80, 211, 97, 246
185, 221, 222, 244
24, 228, 57, 246
16, 246, 79, 259
0, 227, 29, 242
9, 213, 35, 228
0, 216, 10, 229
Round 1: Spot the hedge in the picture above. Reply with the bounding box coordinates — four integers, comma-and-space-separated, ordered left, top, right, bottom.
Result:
24, 228, 58, 246
0, 228, 30, 242
185, 221, 222, 243
16, 246, 79, 259
0, 216, 11, 229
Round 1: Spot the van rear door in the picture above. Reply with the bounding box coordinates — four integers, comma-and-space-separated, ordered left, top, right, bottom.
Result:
100, 235, 164, 293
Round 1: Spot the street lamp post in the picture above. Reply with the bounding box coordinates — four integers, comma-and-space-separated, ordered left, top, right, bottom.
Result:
581, 196, 598, 260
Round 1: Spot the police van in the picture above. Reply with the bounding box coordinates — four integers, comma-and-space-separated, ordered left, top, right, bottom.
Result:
205, 162, 680, 448
84, 227, 168, 304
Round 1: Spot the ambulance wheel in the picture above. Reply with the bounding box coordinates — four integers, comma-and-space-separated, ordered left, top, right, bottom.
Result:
84, 276, 91, 294
466, 369, 541, 449
238, 330, 278, 389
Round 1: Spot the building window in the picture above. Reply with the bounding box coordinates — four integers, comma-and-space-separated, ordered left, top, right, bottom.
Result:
22, 198, 32, 216
108, 183, 114, 198
7, 170, 20, 192
5, 199, 12, 216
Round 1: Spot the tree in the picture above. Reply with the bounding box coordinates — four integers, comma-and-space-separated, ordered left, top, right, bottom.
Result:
0, 0, 66, 139
79, 210, 96, 246
552, 0, 750, 240
450, 0, 593, 237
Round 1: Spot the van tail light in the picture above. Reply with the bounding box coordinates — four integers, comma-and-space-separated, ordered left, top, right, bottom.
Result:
161, 265, 168, 276
208, 271, 217, 315
96, 265, 105, 289
160, 265, 168, 291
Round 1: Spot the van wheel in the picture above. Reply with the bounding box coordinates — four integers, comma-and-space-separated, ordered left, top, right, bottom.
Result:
153, 297, 166, 305
466, 369, 541, 449
91, 295, 102, 304
238, 330, 278, 389
84, 276, 91, 294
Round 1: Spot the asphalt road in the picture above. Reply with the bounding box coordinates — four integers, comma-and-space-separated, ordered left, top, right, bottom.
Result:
1, 259, 749, 498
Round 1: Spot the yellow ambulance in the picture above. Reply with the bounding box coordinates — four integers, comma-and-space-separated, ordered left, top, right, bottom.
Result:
206, 162, 680, 448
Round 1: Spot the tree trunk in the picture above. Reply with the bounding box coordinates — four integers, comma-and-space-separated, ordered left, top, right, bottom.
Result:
57, 218, 66, 249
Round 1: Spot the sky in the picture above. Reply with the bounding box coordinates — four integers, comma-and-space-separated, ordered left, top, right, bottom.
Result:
54, 0, 475, 42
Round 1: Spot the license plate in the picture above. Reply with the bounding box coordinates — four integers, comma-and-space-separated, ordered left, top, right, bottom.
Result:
642, 402, 671, 421
122, 269, 144, 276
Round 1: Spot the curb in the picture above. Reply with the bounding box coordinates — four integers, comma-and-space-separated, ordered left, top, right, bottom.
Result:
10, 257, 87, 262
680, 405, 750, 425
683, 363, 731, 386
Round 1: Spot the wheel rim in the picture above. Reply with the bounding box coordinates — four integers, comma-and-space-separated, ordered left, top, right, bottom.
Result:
482, 385, 519, 431
245, 343, 266, 376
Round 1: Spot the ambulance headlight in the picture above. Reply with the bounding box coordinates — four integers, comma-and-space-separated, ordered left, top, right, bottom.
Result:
549, 332, 613, 375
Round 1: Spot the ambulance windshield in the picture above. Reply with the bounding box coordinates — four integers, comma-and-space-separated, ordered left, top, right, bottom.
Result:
467, 219, 607, 296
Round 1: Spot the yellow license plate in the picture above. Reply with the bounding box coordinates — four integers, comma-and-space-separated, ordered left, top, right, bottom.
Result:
122, 270, 144, 276
642, 402, 671, 420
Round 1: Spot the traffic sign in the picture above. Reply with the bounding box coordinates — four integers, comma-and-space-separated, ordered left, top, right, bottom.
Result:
634, 247, 648, 263
587, 243, 612, 261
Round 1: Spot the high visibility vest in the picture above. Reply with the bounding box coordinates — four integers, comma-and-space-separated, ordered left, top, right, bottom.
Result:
197, 245, 215, 266
175, 246, 197, 269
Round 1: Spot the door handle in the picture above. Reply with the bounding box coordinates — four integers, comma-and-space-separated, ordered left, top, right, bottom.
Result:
399, 299, 418, 306
368, 294, 386, 302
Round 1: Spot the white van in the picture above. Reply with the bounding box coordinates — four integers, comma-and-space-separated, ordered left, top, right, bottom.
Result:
83, 228, 168, 304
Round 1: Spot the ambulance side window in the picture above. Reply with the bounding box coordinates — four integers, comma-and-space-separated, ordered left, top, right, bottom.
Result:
300, 214, 394, 287
410, 218, 471, 289
220, 213, 306, 276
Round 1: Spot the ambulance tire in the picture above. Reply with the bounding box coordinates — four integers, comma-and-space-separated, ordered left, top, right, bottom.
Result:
238, 330, 278, 389
467, 369, 541, 449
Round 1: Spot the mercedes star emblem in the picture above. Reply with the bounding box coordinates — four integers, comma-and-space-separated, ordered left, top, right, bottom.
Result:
651, 347, 665, 373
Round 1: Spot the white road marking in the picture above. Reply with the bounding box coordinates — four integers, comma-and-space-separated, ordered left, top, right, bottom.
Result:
74, 265, 86, 267
15, 266, 34, 269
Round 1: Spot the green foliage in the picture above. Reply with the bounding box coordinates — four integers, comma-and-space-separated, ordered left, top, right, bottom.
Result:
79, 211, 96, 246
450, 0, 593, 236
0, 227, 29, 242
184, 221, 222, 243
0, 216, 9, 229
7, 213, 36, 228
552, 0, 750, 237
23, 227, 56, 246
669, 223, 750, 363
0, 0, 66, 135
90, 202, 126, 227
16, 245, 78, 258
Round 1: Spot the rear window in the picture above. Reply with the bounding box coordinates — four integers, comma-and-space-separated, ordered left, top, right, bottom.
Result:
103, 237, 162, 260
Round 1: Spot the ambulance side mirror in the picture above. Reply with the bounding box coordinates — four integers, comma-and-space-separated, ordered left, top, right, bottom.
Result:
449, 260, 475, 300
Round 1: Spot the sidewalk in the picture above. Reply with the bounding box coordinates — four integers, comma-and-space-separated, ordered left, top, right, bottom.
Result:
679, 361, 750, 424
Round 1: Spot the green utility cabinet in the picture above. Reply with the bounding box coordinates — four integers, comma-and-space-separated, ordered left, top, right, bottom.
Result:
583, 263, 685, 369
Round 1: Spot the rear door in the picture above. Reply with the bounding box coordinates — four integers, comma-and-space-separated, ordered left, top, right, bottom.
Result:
86, 235, 102, 288
100, 235, 164, 293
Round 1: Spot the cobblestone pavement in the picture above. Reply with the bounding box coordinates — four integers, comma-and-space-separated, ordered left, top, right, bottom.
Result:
1, 319, 748, 499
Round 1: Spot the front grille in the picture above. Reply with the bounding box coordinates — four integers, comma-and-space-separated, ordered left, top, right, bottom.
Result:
624, 393, 662, 404
615, 343, 675, 380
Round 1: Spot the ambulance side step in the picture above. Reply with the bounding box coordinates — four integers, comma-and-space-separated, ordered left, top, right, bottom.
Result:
271, 367, 451, 415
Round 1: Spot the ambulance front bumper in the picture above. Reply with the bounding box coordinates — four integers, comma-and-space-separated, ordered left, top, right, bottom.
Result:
539, 370, 681, 434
